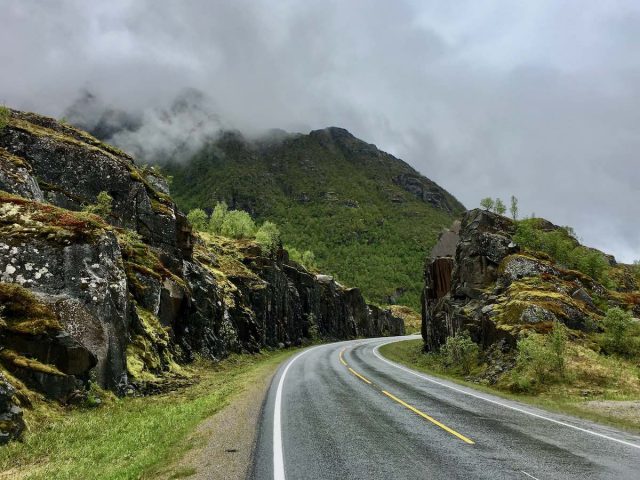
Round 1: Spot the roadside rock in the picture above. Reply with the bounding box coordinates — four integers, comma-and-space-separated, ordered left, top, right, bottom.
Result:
0, 374, 24, 445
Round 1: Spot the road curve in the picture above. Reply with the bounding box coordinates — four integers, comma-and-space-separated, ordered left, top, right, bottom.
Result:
250, 336, 640, 480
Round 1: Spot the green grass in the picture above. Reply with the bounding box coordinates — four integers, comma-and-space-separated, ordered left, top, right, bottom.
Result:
379, 339, 640, 434
0, 349, 298, 480
165, 130, 463, 310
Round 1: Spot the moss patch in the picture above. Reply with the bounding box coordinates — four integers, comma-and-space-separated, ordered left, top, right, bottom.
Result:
0, 283, 62, 335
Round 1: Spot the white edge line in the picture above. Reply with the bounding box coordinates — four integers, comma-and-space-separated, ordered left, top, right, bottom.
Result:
520, 470, 541, 480
273, 345, 322, 480
372, 340, 640, 451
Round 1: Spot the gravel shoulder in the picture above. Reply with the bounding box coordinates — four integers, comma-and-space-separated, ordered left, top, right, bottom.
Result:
156, 358, 282, 480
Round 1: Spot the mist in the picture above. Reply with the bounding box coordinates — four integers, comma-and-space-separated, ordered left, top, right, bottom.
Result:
2, 0, 639, 262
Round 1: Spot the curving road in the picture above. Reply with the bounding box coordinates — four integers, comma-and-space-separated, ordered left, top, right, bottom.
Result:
250, 336, 640, 480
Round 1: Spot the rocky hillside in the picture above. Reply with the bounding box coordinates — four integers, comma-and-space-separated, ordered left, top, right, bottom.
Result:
0, 109, 403, 444
422, 209, 639, 351
161, 127, 465, 309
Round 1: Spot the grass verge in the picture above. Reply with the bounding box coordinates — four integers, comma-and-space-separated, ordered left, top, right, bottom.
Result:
0, 348, 298, 480
379, 339, 640, 434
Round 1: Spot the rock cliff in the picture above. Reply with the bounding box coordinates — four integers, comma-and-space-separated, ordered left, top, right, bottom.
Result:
422, 209, 639, 352
0, 109, 403, 443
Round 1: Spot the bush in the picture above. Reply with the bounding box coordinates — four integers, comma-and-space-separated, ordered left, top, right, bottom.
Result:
83, 191, 113, 218
600, 307, 637, 356
288, 247, 318, 271
548, 321, 568, 374
511, 322, 568, 391
440, 331, 479, 375
187, 208, 208, 231
220, 210, 256, 239
208, 201, 228, 235
0, 106, 10, 130
301, 250, 317, 270
513, 219, 612, 285
255, 221, 281, 253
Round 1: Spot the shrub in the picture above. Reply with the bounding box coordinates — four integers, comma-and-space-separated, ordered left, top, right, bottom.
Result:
440, 331, 479, 375
548, 321, 568, 375
600, 307, 637, 356
187, 208, 208, 231
220, 210, 256, 239
208, 201, 228, 235
480, 197, 494, 211
255, 221, 281, 253
511, 322, 568, 391
83, 191, 113, 218
301, 250, 317, 270
0, 106, 10, 130
513, 218, 612, 285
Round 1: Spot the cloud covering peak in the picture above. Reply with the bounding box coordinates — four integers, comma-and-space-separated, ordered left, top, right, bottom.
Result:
2, 0, 639, 261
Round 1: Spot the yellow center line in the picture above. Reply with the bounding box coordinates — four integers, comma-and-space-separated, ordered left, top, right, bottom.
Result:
339, 348, 347, 366
348, 367, 372, 385
382, 390, 475, 444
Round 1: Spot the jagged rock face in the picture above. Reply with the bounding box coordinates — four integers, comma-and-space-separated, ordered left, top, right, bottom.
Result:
422, 209, 637, 352
0, 109, 404, 442
0, 110, 192, 264
0, 147, 43, 201
0, 198, 127, 394
0, 374, 24, 445
451, 209, 518, 300
0, 111, 403, 428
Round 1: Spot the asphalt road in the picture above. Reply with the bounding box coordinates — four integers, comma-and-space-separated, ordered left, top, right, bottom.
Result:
250, 336, 640, 480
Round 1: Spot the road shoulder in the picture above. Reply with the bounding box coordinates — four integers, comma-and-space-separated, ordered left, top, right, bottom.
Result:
155, 357, 283, 480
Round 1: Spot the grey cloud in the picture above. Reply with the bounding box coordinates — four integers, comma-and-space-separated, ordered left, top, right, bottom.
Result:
1, 0, 638, 261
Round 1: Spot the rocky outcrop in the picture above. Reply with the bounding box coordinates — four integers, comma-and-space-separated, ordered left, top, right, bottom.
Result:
0, 109, 403, 442
422, 209, 637, 352
0, 373, 25, 445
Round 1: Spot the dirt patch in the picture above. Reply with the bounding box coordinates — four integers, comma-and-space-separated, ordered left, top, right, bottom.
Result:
578, 400, 640, 424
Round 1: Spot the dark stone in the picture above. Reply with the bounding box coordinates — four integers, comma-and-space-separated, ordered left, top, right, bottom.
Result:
0, 374, 25, 444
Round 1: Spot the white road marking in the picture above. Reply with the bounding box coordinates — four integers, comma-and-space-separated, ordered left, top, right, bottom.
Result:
521, 470, 541, 480
273, 345, 322, 480
372, 340, 640, 451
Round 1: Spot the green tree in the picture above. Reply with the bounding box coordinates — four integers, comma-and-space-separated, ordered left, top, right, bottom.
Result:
83, 191, 113, 218
441, 331, 479, 375
208, 201, 228, 234
301, 250, 317, 270
549, 321, 568, 375
221, 210, 256, 239
601, 307, 635, 356
494, 198, 506, 215
187, 208, 208, 231
480, 197, 495, 211
510, 195, 519, 220
255, 221, 281, 252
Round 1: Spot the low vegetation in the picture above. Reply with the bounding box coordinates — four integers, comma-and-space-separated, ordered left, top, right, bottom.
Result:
0, 349, 298, 480
380, 337, 640, 432
187, 202, 318, 262
0, 106, 10, 130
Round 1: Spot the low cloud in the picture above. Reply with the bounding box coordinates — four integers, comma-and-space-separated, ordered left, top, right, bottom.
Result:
2, 0, 639, 261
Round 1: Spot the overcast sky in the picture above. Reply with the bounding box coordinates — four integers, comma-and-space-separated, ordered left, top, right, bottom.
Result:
2, 0, 638, 262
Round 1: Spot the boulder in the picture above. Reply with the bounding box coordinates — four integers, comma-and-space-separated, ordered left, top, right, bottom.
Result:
0, 374, 25, 444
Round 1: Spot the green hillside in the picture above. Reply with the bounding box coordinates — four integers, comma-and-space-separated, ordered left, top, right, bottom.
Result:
165, 127, 464, 309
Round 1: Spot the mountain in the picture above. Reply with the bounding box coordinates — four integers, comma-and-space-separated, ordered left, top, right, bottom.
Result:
163, 127, 465, 309
0, 108, 403, 444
